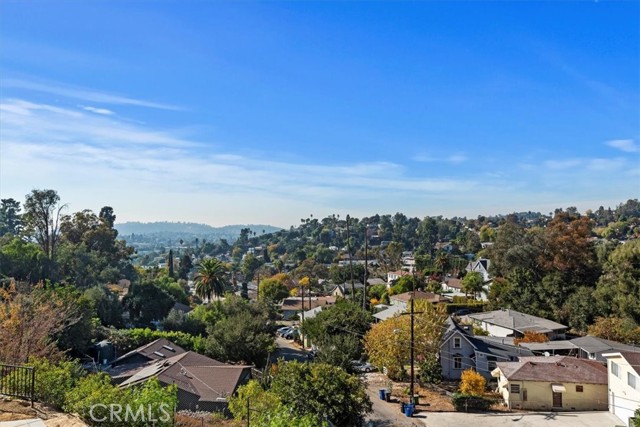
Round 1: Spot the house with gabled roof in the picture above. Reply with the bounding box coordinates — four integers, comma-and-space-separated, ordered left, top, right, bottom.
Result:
492, 356, 608, 411
465, 309, 567, 340
108, 340, 251, 412
465, 258, 491, 282
389, 290, 448, 310
440, 318, 533, 380
111, 338, 187, 368
570, 336, 639, 362
602, 351, 640, 426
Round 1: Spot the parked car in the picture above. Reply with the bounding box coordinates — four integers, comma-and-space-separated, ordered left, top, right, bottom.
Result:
351, 360, 376, 373
453, 309, 471, 316
283, 329, 299, 340
277, 326, 294, 337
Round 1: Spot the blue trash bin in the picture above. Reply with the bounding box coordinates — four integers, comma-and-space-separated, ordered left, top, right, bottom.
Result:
404, 403, 415, 417
378, 389, 386, 400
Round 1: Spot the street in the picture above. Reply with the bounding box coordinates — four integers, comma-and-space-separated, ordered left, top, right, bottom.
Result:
272, 336, 310, 362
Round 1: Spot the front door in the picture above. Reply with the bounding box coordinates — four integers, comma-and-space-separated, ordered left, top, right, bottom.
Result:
552, 392, 562, 408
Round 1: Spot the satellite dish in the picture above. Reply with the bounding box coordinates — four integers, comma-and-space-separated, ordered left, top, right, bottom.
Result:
544, 352, 550, 357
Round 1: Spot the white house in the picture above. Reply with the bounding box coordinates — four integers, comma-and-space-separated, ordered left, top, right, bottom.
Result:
603, 351, 640, 427
465, 258, 491, 282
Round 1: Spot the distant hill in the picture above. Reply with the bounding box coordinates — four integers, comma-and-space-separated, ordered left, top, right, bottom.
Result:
115, 221, 281, 240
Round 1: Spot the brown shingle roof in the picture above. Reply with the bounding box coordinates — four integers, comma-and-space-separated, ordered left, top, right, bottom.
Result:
497, 356, 607, 385
391, 290, 448, 304
120, 351, 251, 402
112, 338, 187, 366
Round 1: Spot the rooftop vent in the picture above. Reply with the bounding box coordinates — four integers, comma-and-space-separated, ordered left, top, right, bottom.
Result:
162, 345, 175, 352
153, 351, 165, 358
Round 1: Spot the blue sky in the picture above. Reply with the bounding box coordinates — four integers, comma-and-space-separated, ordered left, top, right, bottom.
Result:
1, 1, 638, 228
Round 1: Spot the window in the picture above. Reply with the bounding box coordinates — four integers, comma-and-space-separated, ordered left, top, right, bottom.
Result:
453, 356, 462, 370
611, 361, 619, 377
629, 373, 637, 389
576, 385, 583, 393
487, 356, 497, 371
453, 337, 461, 349
511, 384, 520, 394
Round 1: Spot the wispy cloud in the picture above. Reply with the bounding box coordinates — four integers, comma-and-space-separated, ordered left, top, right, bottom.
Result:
606, 139, 639, 153
413, 152, 467, 164
2, 78, 181, 111
81, 105, 115, 115
2, 95, 637, 226
544, 158, 582, 170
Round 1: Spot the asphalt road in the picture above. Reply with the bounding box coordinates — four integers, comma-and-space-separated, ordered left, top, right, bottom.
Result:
272, 336, 311, 362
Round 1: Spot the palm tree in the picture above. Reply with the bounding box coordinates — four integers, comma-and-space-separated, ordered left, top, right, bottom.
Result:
194, 258, 229, 302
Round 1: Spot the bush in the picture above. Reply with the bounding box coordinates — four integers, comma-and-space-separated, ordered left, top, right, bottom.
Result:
64, 374, 177, 427
451, 393, 493, 412
445, 302, 485, 314
418, 353, 442, 385
459, 369, 486, 395
0, 358, 83, 409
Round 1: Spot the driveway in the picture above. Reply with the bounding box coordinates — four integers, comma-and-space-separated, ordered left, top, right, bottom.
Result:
418, 411, 623, 427
271, 336, 310, 362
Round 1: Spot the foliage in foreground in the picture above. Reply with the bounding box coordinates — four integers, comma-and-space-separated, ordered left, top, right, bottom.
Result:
65, 374, 177, 427
364, 300, 447, 380
228, 380, 326, 427
270, 361, 372, 427
451, 393, 494, 412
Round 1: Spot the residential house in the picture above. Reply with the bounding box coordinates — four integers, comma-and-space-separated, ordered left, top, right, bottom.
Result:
465, 258, 491, 282
108, 340, 251, 412
440, 318, 533, 380
570, 336, 639, 362
372, 304, 405, 322
386, 270, 411, 287
434, 242, 455, 253
441, 277, 463, 293
279, 296, 336, 320
493, 356, 608, 411
330, 283, 366, 298
171, 302, 193, 315
111, 338, 187, 369
367, 278, 387, 287
389, 290, 448, 310
602, 351, 640, 426
465, 309, 568, 340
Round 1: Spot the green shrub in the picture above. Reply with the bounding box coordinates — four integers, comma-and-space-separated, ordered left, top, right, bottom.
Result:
0, 358, 83, 409
418, 353, 442, 385
64, 373, 127, 425
64, 374, 177, 427
451, 393, 493, 412
445, 302, 486, 314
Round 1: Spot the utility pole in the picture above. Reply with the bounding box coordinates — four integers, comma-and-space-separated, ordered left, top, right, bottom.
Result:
410, 270, 416, 403
363, 227, 368, 310
346, 214, 355, 299
301, 279, 305, 348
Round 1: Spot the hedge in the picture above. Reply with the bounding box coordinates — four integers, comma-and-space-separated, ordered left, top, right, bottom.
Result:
445, 302, 487, 314
451, 393, 495, 412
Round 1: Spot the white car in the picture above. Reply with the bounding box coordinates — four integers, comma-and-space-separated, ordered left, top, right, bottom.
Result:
351, 360, 376, 373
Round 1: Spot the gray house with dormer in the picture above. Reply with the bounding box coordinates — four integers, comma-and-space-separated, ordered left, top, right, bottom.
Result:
440, 318, 534, 380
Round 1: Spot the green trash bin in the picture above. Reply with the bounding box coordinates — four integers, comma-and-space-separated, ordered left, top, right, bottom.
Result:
412, 394, 420, 405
